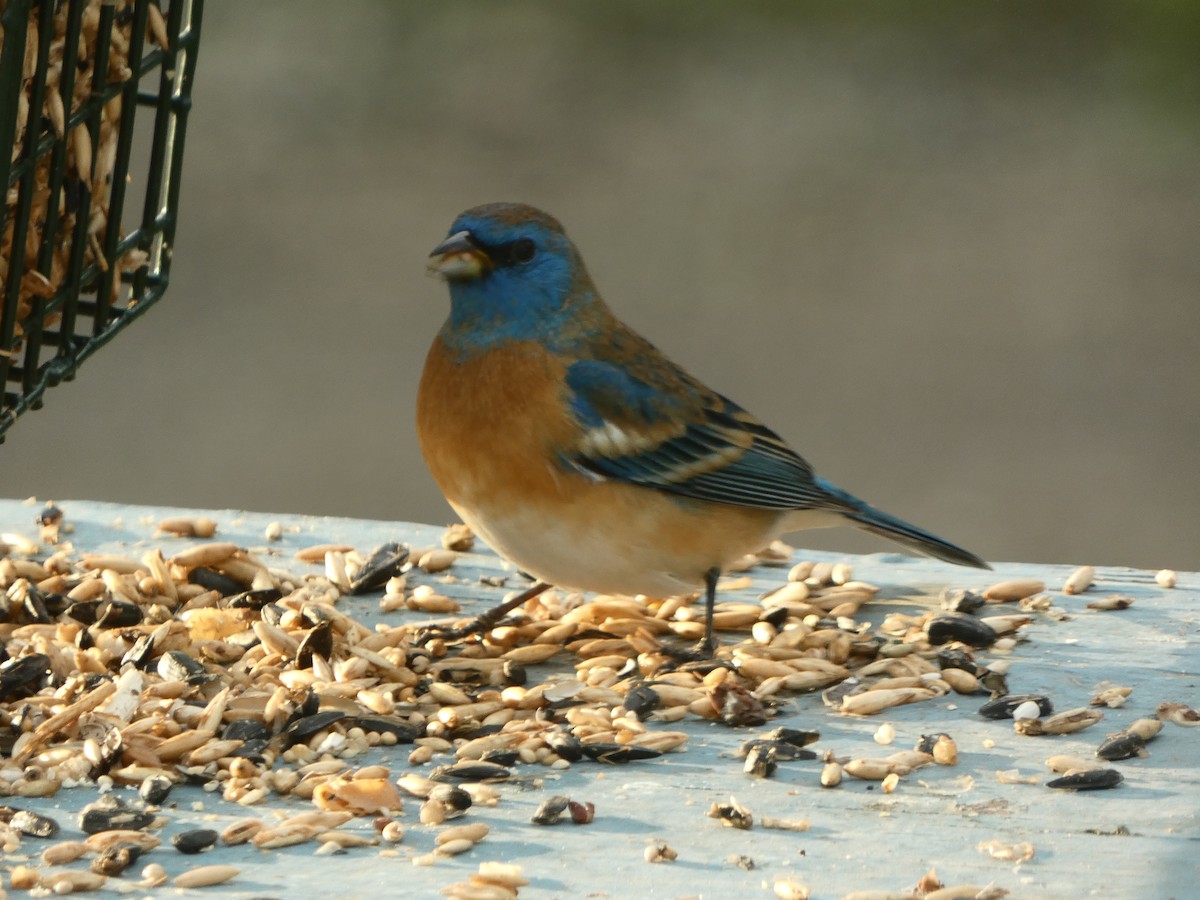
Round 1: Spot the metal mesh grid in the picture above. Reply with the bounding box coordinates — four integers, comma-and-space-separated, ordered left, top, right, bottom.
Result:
0, 0, 203, 440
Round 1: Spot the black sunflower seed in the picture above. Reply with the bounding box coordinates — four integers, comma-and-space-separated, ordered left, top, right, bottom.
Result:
283, 710, 347, 747
1096, 732, 1147, 762
581, 743, 662, 764
172, 828, 219, 854
79, 796, 155, 834
0, 654, 51, 701
188, 567, 245, 597
427, 784, 472, 813
223, 719, 270, 742
978, 694, 1054, 720
349, 542, 410, 594
531, 795, 569, 825
94, 599, 143, 628
744, 743, 777, 777
347, 715, 420, 744
296, 621, 333, 669
226, 588, 283, 610
623, 683, 660, 718
430, 760, 511, 782
925, 613, 998, 648
1047, 768, 1123, 791
157, 650, 215, 685
543, 729, 583, 762
139, 774, 174, 805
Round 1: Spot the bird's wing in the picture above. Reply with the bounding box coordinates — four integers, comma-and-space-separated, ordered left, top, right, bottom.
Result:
563, 357, 838, 511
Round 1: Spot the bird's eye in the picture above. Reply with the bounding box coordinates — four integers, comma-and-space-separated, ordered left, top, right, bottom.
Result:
511, 238, 536, 263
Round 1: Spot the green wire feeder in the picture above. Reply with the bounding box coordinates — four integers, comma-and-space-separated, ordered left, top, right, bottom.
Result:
0, 0, 204, 440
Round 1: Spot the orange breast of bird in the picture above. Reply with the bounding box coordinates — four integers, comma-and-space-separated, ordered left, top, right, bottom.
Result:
417, 337, 576, 510
416, 336, 784, 596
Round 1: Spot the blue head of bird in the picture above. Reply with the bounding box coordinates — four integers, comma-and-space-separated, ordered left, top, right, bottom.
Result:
429, 203, 603, 357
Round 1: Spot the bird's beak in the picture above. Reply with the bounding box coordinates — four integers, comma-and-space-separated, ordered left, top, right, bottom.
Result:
428, 230, 491, 281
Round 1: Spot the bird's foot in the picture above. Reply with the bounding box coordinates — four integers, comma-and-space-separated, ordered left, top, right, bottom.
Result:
660, 638, 721, 667
411, 618, 487, 646
412, 581, 551, 647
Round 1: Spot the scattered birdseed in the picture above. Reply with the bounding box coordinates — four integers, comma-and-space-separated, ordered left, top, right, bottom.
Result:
1155, 569, 1177, 589
773, 879, 811, 899
1062, 566, 1094, 595
1157, 702, 1200, 727
1046, 768, 1123, 791
172, 864, 240, 888
0, 499, 1186, 897
1085, 595, 1134, 611
644, 840, 678, 863
977, 839, 1035, 862
707, 796, 753, 829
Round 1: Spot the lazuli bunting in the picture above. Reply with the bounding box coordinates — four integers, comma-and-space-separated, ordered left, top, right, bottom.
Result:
418, 203, 987, 652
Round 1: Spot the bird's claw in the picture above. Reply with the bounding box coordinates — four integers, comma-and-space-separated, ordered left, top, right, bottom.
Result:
412, 620, 482, 646
660, 638, 721, 667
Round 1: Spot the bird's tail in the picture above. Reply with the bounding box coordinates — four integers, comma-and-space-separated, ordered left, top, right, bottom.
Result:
814, 477, 990, 570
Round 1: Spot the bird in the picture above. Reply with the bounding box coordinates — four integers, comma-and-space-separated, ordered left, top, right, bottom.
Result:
417, 202, 988, 653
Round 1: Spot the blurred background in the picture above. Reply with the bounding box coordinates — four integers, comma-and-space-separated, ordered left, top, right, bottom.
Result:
4, 1, 1198, 571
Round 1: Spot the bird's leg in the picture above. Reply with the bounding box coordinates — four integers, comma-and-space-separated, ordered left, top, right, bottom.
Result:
694, 566, 721, 657
660, 568, 725, 663
413, 581, 551, 644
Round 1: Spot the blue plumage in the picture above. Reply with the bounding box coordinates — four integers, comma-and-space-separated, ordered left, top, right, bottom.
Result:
565, 359, 679, 429
433, 206, 597, 358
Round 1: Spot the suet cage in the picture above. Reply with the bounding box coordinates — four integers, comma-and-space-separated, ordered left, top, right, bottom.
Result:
0, 0, 203, 440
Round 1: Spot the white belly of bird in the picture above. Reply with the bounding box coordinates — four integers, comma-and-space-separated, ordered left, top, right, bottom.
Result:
448, 501, 705, 598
